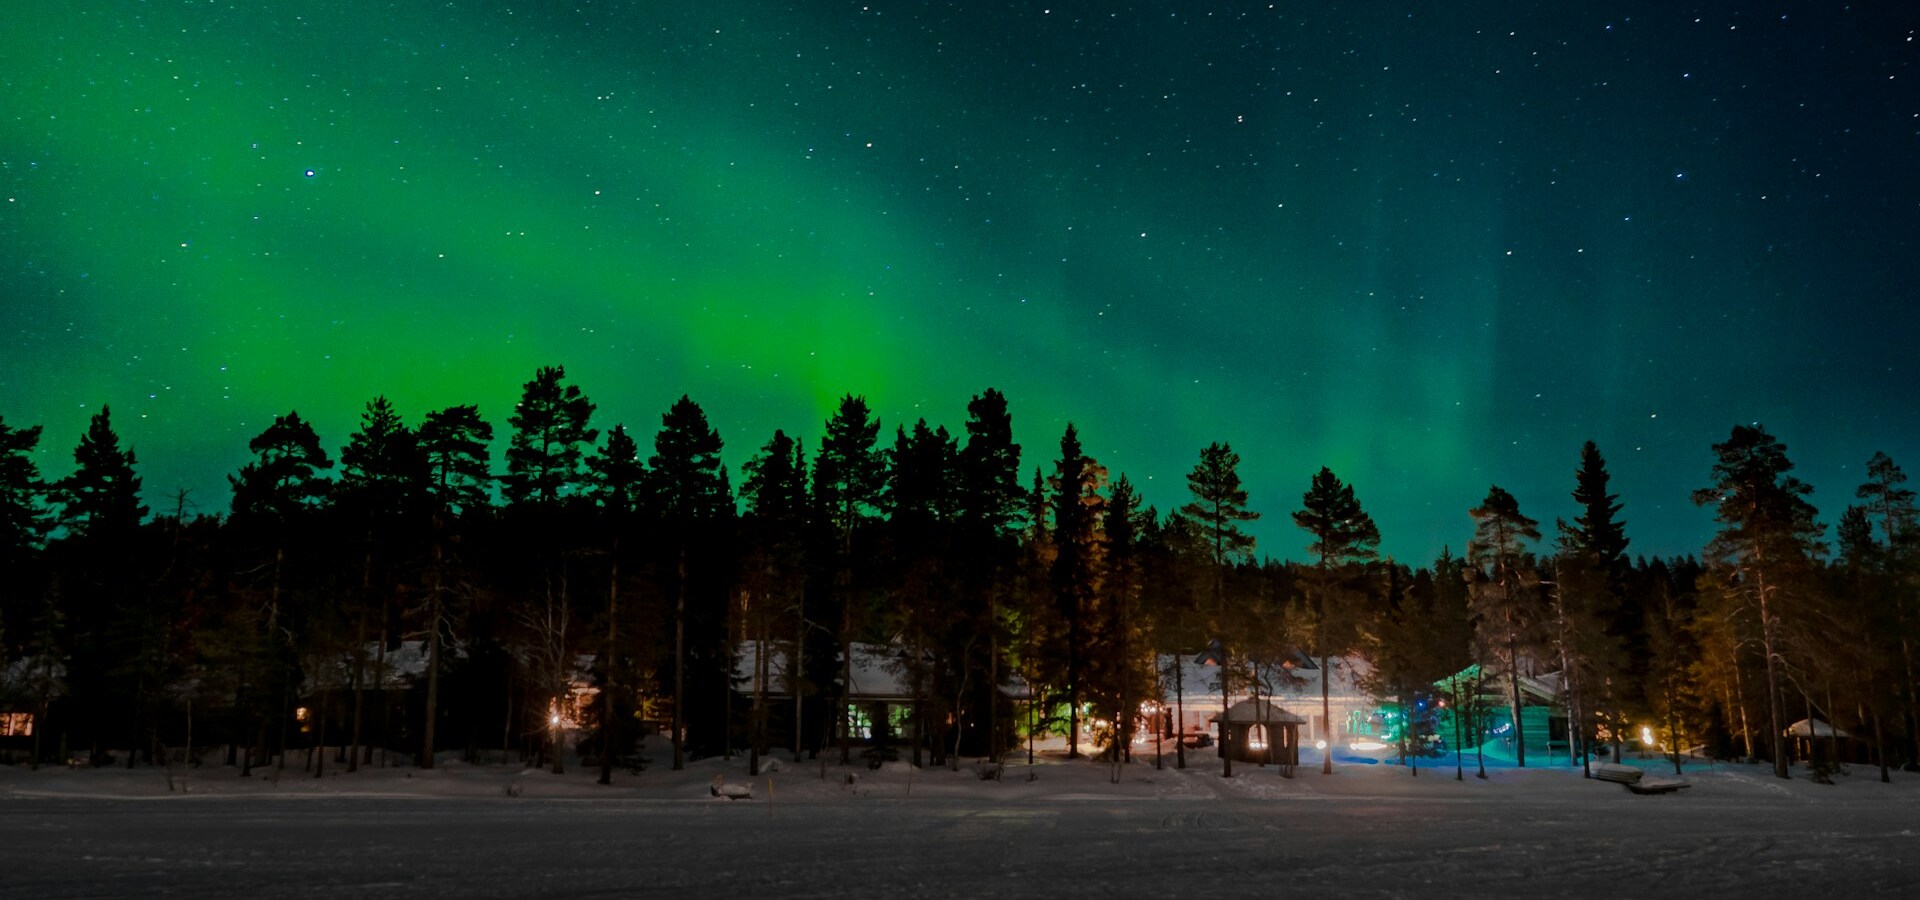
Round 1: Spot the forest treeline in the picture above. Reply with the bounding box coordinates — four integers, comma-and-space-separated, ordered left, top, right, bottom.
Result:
0, 364, 1915, 783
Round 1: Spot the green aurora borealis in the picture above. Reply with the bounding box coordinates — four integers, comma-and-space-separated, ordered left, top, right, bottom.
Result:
4, 2, 1916, 560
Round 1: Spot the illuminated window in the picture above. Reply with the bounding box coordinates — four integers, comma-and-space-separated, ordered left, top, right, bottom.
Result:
847, 706, 873, 740
0, 712, 31, 737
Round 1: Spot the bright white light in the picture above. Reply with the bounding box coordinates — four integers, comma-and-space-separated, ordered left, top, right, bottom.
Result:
1639, 725, 1655, 747
1314, 739, 1328, 750
550, 714, 562, 727
1348, 740, 1388, 752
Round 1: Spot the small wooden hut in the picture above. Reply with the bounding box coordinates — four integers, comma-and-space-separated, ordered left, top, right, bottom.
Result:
1211, 699, 1305, 766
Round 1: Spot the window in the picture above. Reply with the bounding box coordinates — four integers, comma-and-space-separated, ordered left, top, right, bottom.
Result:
847, 705, 873, 740
0, 712, 32, 737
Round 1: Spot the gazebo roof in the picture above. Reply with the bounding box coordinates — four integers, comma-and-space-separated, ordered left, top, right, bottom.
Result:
1208, 698, 1306, 725
1784, 718, 1849, 738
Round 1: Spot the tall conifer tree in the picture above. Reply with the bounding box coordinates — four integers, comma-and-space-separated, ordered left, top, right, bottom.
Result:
1694, 425, 1822, 778
502, 365, 597, 508
1467, 485, 1541, 767
813, 395, 886, 764
650, 396, 732, 769
1292, 466, 1380, 774
1181, 441, 1257, 776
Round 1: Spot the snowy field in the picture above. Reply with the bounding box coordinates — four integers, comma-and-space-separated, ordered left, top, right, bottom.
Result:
4, 748, 1918, 897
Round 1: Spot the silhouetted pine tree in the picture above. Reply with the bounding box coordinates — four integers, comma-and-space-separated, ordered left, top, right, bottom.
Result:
414, 405, 493, 767
229, 411, 333, 771
418, 406, 494, 516
504, 367, 597, 773
886, 419, 958, 767
1049, 424, 1106, 759
502, 366, 597, 508
649, 396, 732, 768
0, 416, 51, 662
1091, 474, 1152, 779
586, 424, 646, 784
955, 389, 1024, 760
1552, 443, 1630, 775
740, 429, 810, 769
1292, 466, 1380, 774
812, 395, 886, 765
1693, 424, 1823, 779
1181, 441, 1257, 776
1855, 452, 1919, 763
1466, 485, 1541, 768
336, 396, 424, 771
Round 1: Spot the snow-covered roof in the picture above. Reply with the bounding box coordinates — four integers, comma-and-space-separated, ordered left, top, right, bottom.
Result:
1157, 653, 1373, 705
1208, 698, 1307, 725
734, 642, 911, 701
303, 640, 438, 692
734, 641, 1028, 702
1785, 718, 1849, 738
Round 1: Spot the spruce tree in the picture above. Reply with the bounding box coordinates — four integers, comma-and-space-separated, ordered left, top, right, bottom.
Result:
887, 419, 958, 767
586, 424, 646, 784
1291, 466, 1380, 773
1050, 424, 1106, 759
61, 405, 147, 540
1551, 443, 1632, 774
956, 389, 1024, 760
338, 397, 422, 514
1094, 474, 1151, 780
650, 396, 732, 769
741, 429, 810, 765
812, 395, 886, 764
1565, 442, 1629, 568
336, 397, 423, 772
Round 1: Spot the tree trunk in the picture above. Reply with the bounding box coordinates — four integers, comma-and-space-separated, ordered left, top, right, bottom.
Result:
988, 589, 1001, 763
673, 546, 687, 771
911, 629, 925, 769
792, 590, 805, 763
372, 604, 389, 767
1506, 625, 1525, 769
1452, 677, 1465, 781
350, 540, 371, 773
313, 688, 327, 777
599, 549, 619, 786
1320, 651, 1334, 775
1755, 571, 1789, 778
752, 604, 769, 777
1174, 654, 1187, 769
348, 603, 364, 773
1219, 650, 1233, 778
422, 540, 444, 770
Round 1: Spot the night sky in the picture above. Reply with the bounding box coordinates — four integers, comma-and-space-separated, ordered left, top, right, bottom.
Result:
4, 2, 1917, 562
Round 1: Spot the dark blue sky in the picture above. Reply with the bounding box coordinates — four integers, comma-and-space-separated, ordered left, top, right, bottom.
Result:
3, 2, 1915, 561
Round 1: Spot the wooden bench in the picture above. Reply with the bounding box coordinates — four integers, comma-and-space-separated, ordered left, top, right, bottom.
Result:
1594, 763, 1643, 784
1625, 778, 1691, 795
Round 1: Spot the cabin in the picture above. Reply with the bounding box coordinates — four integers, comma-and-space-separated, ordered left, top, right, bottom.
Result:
1156, 651, 1378, 752
1208, 698, 1306, 765
1437, 664, 1569, 761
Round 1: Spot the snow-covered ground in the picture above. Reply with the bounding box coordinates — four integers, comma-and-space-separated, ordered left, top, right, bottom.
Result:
4, 742, 1918, 897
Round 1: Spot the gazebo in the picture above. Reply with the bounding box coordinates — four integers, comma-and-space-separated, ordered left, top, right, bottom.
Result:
1210, 699, 1306, 766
